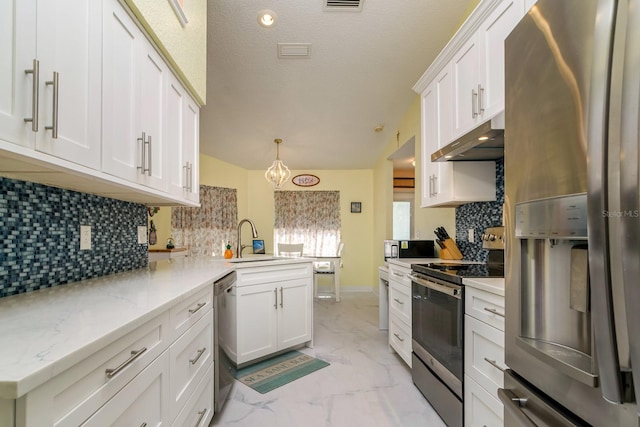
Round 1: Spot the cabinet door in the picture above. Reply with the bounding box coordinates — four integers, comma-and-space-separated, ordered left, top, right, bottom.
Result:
166, 74, 185, 198
464, 314, 506, 396
101, 0, 141, 181
138, 41, 167, 191
478, 0, 524, 120
236, 283, 278, 364
464, 375, 503, 427
35, 0, 102, 169
0, 0, 36, 148
81, 351, 171, 427
452, 35, 480, 139
421, 80, 438, 207
277, 279, 312, 349
183, 94, 200, 202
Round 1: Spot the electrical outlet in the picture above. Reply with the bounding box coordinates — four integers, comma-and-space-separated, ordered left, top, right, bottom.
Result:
80, 225, 91, 250
138, 226, 148, 244
468, 228, 475, 243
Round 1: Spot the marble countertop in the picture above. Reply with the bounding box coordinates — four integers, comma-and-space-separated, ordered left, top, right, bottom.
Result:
0, 256, 312, 400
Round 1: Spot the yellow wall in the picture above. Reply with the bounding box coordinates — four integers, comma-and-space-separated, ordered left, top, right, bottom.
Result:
372, 96, 456, 280
124, 0, 207, 104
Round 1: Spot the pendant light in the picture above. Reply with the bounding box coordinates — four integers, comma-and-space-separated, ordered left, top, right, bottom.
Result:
265, 138, 291, 189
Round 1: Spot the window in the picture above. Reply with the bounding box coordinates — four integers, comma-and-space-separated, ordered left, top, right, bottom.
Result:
274, 191, 341, 256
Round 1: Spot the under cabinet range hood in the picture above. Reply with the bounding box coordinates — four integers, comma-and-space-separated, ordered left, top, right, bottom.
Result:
431, 113, 505, 162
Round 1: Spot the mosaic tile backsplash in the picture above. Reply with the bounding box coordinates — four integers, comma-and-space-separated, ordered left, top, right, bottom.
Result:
455, 158, 504, 262
0, 177, 148, 298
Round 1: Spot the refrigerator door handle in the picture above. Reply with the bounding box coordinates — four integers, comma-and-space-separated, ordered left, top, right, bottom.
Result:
619, 0, 640, 413
585, 0, 623, 404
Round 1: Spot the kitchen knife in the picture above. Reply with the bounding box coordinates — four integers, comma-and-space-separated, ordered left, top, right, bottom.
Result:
435, 239, 445, 249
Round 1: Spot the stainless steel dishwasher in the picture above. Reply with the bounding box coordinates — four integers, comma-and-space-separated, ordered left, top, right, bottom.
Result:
213, 271, 237, 413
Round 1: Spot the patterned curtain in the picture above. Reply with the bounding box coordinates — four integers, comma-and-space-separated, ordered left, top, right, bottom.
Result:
274, 191, 341, 256
171, 186, 238, 257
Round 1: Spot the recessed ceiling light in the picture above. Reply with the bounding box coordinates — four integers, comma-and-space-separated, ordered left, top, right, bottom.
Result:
257, 10, 277, 27
374, 125, 384, 132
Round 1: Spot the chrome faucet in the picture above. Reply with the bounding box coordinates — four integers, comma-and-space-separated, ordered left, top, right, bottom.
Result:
236, 218, 258, 258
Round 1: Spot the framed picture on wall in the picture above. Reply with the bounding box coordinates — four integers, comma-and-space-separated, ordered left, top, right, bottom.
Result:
351, 202, 362, 213
253, 239, 265, 254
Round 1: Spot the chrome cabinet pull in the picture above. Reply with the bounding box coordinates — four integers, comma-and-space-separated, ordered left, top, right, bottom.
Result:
188, 162, 193, 192
280, 286, 284, 308
189, 347, 206, 365
393, 333, 405, 342
137, 132, 146, 174
393, 297, 404, 305
147, 135, 152, 176
471, 88, 478, 118
274, 288, 278, 309
432, 175, 438, 196
194, 409, 207, 427
105, 346, 147, 378
478, 84, 485, 114
483, 307, 505, 318
484, 357, 505, 372
140, 423, 147, 427
188, 302, 207, 314
44, 71, 59, 138
24, 59, 39, 131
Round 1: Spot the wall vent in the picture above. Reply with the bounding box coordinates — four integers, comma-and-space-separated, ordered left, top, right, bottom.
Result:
324, 0, 363, 12
277, 43, 312, 59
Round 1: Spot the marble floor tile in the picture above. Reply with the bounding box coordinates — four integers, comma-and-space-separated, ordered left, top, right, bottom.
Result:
211, 292, 446, 427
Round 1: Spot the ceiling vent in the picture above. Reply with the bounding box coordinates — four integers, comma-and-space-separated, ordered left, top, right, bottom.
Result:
277, 43, 312, 59
324, 0, 363, 12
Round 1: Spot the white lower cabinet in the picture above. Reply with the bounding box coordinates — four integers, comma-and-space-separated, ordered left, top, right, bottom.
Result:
464, 285, 505, 427
14, 288, 214, 427
234, 262, 313, 366
387, 263, 412, 367
171, 363, 214, 427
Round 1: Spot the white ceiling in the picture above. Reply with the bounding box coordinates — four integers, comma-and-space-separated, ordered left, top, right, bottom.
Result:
201, 0, 478, 171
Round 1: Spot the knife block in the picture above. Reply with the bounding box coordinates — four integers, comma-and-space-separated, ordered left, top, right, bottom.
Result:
440, 238, 463, 260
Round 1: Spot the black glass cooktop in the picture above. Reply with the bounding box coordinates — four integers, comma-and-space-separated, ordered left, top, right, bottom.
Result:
411, 262, 504, 285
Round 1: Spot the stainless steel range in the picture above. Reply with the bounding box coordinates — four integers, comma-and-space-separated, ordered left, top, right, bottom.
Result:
409, 227, 504, 427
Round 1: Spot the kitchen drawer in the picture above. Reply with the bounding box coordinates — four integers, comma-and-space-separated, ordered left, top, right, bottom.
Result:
464, 314, 506, 395
45, 311, 170, 427
464, 374, 503, 427
236, 262, 312, 286
81, 350, 171, 426
389, 313, 412, 367
169, 309, 213, 419
388, 264, 411, 287
465, 286, 505, 331
170, 286, 213, 340
171, 363, 214, 427
389, 280, 411, 325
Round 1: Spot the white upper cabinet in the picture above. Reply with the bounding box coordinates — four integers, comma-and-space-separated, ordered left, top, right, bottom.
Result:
102, 0, 167, 192
452, 0, 524, 141
166, 73, 199, 202
0, 0, 102, 169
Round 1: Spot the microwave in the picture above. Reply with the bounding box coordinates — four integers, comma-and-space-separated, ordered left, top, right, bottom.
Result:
384, 240, 435, 261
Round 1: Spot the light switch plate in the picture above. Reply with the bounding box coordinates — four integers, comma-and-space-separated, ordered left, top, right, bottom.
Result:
80, 225, 91, 250
138, 226, 148, 244
468, 228, 475, 243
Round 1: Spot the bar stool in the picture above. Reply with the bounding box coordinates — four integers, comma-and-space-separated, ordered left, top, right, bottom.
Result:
313, 242, 344, 302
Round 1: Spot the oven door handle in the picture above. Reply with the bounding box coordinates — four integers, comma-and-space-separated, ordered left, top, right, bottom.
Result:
408, 274, 461, 299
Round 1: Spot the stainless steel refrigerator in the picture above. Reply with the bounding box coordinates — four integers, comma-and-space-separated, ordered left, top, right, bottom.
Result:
502, 0, 640, 425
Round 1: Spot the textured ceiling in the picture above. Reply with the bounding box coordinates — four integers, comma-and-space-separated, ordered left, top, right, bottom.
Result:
201, 0, 478, 170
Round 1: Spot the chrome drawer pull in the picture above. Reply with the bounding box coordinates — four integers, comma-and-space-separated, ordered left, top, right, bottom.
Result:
24, 59, 39, 131
194, 409, 207, 426
140, 423, 147, 427
484, 357, 506, 372
393, 333, 405, 342
189, 347, 206, 365
484, 307, 505, 318
189, 302, 207, 314
105, 346, 147, 378
393, 298, 404, 305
